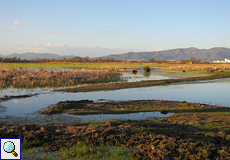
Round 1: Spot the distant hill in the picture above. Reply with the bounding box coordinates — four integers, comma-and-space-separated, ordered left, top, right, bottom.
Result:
1, 47, 230, 62
98, 47, 230, 62
0, 52, 75, 60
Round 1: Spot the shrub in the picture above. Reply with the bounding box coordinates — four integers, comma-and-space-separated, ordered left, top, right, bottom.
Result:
143, 66, 150, 73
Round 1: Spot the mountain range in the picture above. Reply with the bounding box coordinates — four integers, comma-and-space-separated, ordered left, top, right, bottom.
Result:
0, 52, 74, 60
1, 47, 230, 62
99, 47, 230, 62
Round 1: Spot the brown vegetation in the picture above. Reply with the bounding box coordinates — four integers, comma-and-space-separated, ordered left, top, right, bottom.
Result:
39, 99, 224, 115
56, 73, 230, 93
1, 100, 230, 159
168, 63, 230, 71
0, 68, 121, 88
1, 116, 229, 159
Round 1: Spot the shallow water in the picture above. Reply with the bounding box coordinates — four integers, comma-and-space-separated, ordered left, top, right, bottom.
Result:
0, 78, 229, 117
0, 66, 229, 124
0, 111, 174, 125
122, 67, 207, 82
0, 67, 206, 97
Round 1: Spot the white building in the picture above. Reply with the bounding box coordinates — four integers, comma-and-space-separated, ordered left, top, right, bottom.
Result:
225, 58, 230, 63
213, 58, 230, 63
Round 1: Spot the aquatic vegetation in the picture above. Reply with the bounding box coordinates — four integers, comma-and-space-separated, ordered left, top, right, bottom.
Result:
0, 68, 121, 88
167, 63, 230, 72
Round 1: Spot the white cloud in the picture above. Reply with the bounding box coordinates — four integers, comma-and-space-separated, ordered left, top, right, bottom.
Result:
59, 31, 67, 34
145, 48, 165, 52
97, 30, 115, 33
31, 43, 129, 57
35, 24, 42, 27
8, 21, 32, 30
41, 31, 51, 34
0, 43, 129, 57
13, 99, 32, 104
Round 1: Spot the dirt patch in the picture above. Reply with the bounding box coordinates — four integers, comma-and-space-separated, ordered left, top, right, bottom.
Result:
56, 73, 230, 92
1, 119, 230, 159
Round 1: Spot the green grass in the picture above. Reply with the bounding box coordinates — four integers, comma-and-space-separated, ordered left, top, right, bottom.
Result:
0, 62, 167, 68
40, 100, 225, 115
22, 141, 136, 160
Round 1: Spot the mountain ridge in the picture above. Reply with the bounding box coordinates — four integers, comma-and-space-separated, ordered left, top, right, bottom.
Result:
1, 47, 230, 62
98, 47, 230, 62
0, 52, 75, 60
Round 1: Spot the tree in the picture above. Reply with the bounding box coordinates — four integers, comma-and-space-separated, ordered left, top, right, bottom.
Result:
190, 57, 197, 63
149, 58, 155, 62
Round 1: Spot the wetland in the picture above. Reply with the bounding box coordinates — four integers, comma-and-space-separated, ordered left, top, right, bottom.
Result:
0, 63, 230, 159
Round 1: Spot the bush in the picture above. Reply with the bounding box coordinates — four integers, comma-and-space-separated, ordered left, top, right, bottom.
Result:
143, 66, 150, 73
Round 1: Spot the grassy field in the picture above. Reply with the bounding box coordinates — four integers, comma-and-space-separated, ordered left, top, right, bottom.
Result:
0, 62, 166, 68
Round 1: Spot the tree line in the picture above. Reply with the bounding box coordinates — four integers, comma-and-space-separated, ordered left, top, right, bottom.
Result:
0, 56, 205, 63
0, 56, 123, 63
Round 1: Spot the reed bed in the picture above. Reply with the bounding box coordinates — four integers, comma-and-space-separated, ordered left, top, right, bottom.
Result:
86, 66, 140, 72
167, 63, 230, 71
0, 68, 121, 89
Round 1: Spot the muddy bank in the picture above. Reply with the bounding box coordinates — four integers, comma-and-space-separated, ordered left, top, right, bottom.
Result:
0, 93, 39, 102
1, 116, 230, 159
56, 73, 230, 92
39, 99, 226, 115
2, 99, 230, 159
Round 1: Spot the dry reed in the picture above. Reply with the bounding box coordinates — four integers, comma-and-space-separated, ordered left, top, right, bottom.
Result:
168, 64, 230, 71
0, 68, 121, 89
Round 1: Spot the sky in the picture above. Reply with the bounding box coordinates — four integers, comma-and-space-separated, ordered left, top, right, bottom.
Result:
0, 0, 230, 57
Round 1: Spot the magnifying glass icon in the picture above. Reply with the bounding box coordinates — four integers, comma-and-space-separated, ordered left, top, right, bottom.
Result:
3, 141, 18, 157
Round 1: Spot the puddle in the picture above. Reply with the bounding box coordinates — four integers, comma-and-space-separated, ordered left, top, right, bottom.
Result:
0, 111, 174, 125
122, 67, 207, 82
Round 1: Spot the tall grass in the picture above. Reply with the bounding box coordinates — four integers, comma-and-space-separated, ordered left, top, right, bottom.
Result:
22, 142, 135, 160
0, 68, 121, 89
167, 63, 230, 71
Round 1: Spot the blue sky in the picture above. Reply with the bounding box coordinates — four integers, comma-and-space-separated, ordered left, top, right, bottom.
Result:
0, 0, 230, 57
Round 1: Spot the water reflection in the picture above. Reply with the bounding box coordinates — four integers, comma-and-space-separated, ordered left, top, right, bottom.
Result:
122, 67, 207, 82
0, 67, 206, 97
0, 111, 174, 125
0, 78, 230, 119
74, 111, 173, 123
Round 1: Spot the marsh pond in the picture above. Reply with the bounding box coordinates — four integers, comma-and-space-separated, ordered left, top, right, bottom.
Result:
0, 67, 229, 125
1, 66, 230, 159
